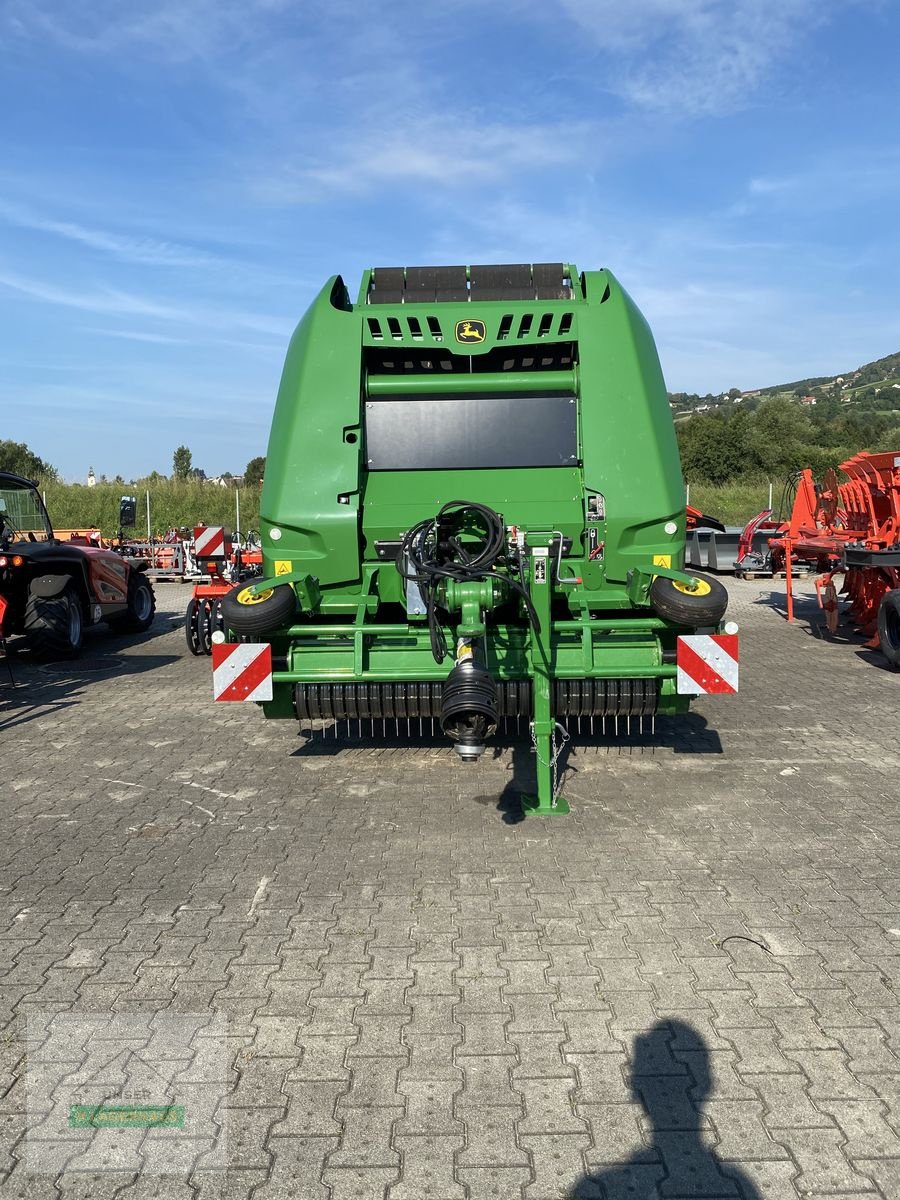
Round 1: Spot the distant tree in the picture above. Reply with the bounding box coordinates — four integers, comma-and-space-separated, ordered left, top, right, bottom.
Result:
0, 440, 57, 480
677, 415, 733, 483
173, 445, 193, 479
746, 397, 813, 476
189, 466, 207, 481
244, 455, 266, 485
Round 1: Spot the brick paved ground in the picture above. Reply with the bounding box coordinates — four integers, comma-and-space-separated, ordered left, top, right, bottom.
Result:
1, 577, 899, 1199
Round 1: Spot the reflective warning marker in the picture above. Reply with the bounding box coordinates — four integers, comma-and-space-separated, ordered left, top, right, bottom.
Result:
676, 634, 739, 695
212, 642, 273, 702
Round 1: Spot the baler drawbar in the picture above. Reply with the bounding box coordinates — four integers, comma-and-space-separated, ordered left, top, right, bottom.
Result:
219, 262, 736, 813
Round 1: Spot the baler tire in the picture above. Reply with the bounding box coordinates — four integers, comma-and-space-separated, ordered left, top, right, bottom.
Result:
221, 581, 296, 635
877, 589, 900, 668
185, 602, 202, 655
108, 573, 156, 633
650, 572, 728, 626
24, 584, 84, 660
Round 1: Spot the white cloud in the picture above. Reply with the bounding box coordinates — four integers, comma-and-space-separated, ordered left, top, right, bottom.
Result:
555, 0, 826, 115
81, 327, 192, 345
259, 117, 593, 202
0, 267, 293, 337
0, 199, 219, 267
1, 0, 262, 61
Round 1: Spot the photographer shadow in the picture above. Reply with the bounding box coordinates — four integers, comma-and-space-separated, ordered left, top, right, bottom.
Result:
571, 1020, 761, 1199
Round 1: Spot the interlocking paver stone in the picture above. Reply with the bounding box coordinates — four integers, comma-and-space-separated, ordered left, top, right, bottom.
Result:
4, 581, 900, 1199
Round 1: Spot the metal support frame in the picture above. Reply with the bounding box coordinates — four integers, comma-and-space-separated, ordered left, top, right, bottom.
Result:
521, 546, 569, 816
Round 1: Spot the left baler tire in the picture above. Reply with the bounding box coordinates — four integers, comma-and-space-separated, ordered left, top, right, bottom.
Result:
221, 581, 296, 635
877, 588, 900, 668
650, 572, 728, 626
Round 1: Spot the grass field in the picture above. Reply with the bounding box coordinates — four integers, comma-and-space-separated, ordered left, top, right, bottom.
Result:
40, 480, 261, 539
36, 477, 775, 540
686, 479, 783, 526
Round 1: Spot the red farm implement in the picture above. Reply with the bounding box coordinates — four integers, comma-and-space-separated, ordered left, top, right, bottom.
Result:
184, 527, 263, 655
685, 504, 725, 533
739, 452, 900, 665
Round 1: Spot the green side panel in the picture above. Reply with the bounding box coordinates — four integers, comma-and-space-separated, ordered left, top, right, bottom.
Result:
578, 270, 686, 580
362, 468, 584, 548
260, 276, 362, 587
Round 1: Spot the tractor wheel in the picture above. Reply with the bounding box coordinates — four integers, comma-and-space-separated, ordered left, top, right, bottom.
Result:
650, 572, 728, 627
24, 584, 84, 660
877, 588, 900, 668
185, 601, 202, 655
108, 573, 156, 633
220, 581, 296, 635
197, 602, 213, 655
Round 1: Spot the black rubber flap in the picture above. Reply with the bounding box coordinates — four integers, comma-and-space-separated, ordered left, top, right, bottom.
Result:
533, 262, 573, 299
470, 264, 533, 291
366, 393, 577, 470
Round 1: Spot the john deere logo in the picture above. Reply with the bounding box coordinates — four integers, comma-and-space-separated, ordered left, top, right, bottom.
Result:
455, 319, 486, 344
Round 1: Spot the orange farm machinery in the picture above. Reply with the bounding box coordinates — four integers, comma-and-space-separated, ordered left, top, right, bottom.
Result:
185, 526, 263, 655
739, 452, 900, 665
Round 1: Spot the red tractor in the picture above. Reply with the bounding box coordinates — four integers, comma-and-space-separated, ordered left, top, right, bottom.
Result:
0, 472, 156, 659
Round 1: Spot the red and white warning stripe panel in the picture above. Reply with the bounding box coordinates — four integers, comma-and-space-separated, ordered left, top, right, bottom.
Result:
193, 526, 230, 559
212, 643, 273, 702
676, 633, 739, 695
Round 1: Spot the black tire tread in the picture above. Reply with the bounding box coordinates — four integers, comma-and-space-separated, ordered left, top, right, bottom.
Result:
24, 585, 84, 660
649, 572, 728, 626
185, 601, 202, 655
108, 573, 156, 633
877, 588, 900, 667
221, 582, 296, 635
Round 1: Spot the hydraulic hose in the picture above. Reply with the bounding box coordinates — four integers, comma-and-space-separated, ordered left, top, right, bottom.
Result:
396, 500, 540, 663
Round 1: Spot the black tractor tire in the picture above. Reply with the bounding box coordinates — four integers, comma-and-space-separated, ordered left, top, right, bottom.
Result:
650, 572, 729, 626
185, 601, 202, 655
24, 584, 84, 660
108, 572, 156, 633
220, 581, 296, 635
197, 602, 213, 654
877, 588, 900, 668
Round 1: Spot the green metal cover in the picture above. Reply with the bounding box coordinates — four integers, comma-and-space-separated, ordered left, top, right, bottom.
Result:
260, 266, 684, 594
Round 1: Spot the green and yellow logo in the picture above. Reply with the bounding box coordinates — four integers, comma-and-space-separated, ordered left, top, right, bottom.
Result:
70, 1105, 185, 1129
455, 319, 486, 344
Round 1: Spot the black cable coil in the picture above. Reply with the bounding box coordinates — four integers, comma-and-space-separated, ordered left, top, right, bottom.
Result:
395, 500, 540, 664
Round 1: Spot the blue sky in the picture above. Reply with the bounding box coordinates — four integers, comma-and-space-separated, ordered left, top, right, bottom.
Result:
2, 0, 898, 481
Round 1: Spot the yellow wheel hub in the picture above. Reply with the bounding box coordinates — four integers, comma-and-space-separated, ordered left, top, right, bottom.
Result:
237, 587, 274, 606
672, 578, 712, 597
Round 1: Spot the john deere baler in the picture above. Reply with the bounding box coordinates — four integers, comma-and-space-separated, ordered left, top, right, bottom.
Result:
222, 263, 733, 813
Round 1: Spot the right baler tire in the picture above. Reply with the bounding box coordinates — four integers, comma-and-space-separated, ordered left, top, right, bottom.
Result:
877, 588, 900, 668
221, 582, 296, 635
649, 572, 728, 626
